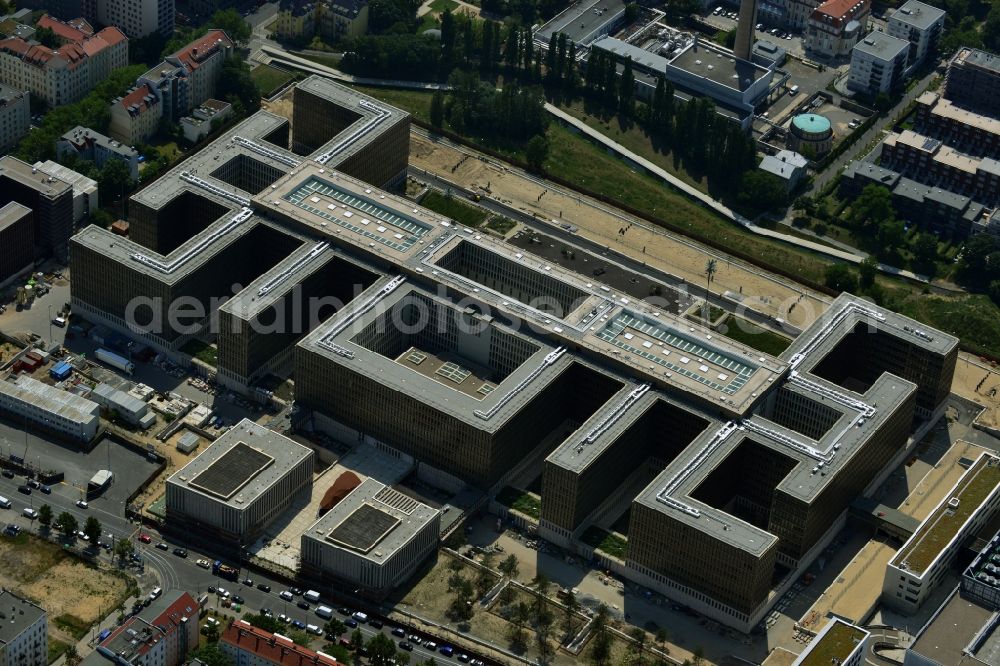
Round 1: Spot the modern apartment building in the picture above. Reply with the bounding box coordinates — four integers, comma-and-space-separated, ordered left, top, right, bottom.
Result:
914, 92, 1000, 159
0, 82, 28, 151
943, 47, 1000, 116
165, 419, 314, 546
109, 30, 232, 144
805, 0, 869, 59
321, 0, 369, 41
0, 590, 48, 666
840, 160, 986, 239
881, 130, 1000, 206
848, 32, 909, 95
57, 126, 140, 181
0, 155, 73, 260
96, 0, 174, 38
883, 452, 1000, 614
84, 592, 199, 666
0, 19, 125, 107
0, 202, 33, 288
301, 478, 440, 596
0, 374, 100, 442
886, 0, 945, 69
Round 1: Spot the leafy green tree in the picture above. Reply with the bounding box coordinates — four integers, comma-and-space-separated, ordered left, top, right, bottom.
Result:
988, 279, 1000, 305
321, 644, 352, 662
499, 554, 519, 578
191, 643, 233, 666
56, 511, 78, 540
985, 4, 1000, 52
366, 632, 398, 666
84, 516, 102, 544
911, 233, 939, 277
664, 0, 701, 22
209, 8, 252, 44
115, 538, 133, 562
349, 628, 364, 652
38, 504, 52, 528
36, 27, 60, 48
824, 263, 858, 294
849, 184, 894, 228
875, 219, 906, 256
430, 90, 445, 129
628, 627, 647, 663
287, 631, 311, 646
736, 171, 787, 216
619, 57, 635, 116
325, 618, 346, 638
858, 255, 878, 289
589, 604, 612, 665
218, 56, 261, 114
243, 613, 282, 633
526, 134, 549, 170
99, 158, 134, 203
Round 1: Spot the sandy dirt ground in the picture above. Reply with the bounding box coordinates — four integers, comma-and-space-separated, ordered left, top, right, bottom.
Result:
951, 354, 1000, 428
408, 133, 830, 330
0, 537, 130, 646
416, 0, 480, 19
798, 539, 896, 628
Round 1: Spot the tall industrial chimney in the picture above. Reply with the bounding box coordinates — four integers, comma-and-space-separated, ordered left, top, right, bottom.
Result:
733, 0, 759, 61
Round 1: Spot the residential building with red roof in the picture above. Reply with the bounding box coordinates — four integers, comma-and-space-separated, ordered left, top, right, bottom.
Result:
108, 28, 232, 143
0, 15, 126, 106
82, 591, 200, 666
221, 621, 340, 666
805, 0, 870, 58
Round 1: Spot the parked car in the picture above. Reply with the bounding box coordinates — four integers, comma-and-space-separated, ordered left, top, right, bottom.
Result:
243, 578, 254, 586
256, 583, 271, 592
172, 548, 188, 558
75, 500, 89, 509
40, 485, 51, 494
345, 619, 358, 628
233, 595, 244, 605
279, 591, 294, 602
196, 559, 211, 569
290, 620, 306, 630
156, 542, 168, 550
398, 642, 413, 651
297, 601, 310, 610
1, 470, 14, 478
17, 485, 30, 495
392, 628, 406, 638
138, 533, 151, 543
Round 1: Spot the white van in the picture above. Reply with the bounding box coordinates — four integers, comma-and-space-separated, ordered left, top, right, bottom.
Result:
306, 624, 323, 636
0, 496, 10, 509
22, 507, 37, 519
315, 606, 333, 620
303, 590, 321, 603
788, 84, 800, 96
352, 611, 368, 624
149, 587, 162, 600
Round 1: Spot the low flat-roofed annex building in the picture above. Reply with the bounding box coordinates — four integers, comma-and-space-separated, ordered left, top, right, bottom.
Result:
884, 452, 1000, 614
0, 374, 100, 442
165, 419, 314, 546
301, 478, 440, 596
792, 618, 869, 666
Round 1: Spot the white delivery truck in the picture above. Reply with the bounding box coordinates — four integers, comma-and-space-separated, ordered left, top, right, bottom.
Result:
303, 590, 321, 603
315, 606, 333, 620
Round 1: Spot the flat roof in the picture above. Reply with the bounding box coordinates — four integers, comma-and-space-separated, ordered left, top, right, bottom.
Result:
0, 374, 98, 426
0, 155, 72, 198
892, 452, 1000, 575
536, 0, 626, 45
794, 619, 869, 666
921, 94, 1000, 139
304, 477, 439, 563
168, 419, 313, 507
953, 46, 1000, 75
853, 32, 909, 60
889, 0, 946, 30
0, 590, 45, 645
0, 201, 31, 232
910, 592, 994, 664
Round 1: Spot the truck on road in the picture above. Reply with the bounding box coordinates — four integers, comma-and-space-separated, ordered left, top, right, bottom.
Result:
212, 560, 239, 581
95, 348, 135, 375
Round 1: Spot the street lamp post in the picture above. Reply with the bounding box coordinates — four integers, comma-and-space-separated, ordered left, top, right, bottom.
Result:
47, 304, 53, 349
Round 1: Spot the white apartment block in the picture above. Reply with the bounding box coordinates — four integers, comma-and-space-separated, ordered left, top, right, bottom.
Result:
0, 83, 29, 151
887, 0, 945, 69
848, 31, 910, 94
0, 25, 126, 107
0, 590, 48, 666
97, 0, 175, 38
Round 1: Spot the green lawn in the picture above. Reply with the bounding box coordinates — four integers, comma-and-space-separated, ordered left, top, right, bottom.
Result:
581, 526, 628, 559
555, 99, 708, 193
420, 190, 489, 227
181, 339, 218, 366
486, 215, 517, 235
251, 64, 294, 96
720, 316, 792, 357
54, 614, 91, 640
299, 52, 342, 70
496, 486, 541, 519
429, 0, 458, 10
48, 639, 71, 664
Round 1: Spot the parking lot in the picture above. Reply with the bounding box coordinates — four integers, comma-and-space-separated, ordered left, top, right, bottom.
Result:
702, 7, 805, 58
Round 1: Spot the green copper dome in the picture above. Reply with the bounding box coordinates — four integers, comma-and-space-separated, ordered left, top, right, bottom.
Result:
792, 114, 832, 134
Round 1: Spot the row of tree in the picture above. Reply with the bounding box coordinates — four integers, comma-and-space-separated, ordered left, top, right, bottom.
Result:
33, 504, 102, 543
